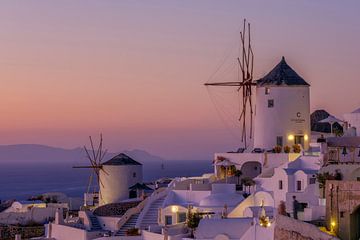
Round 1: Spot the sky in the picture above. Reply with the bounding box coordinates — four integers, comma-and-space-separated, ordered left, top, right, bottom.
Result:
0, 0, 359, 160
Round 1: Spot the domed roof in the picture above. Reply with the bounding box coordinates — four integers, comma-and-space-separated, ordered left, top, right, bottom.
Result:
102, 153, 142, 166
199, 193, 244, 207
257, 57, 310, 87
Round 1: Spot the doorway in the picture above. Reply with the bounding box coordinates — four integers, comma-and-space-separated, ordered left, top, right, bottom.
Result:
350, 205, 360, 240
295, 135, 304, 148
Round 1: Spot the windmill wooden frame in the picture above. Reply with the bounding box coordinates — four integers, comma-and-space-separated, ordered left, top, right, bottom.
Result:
205, 19, 256, 148
73, 134, 108, 198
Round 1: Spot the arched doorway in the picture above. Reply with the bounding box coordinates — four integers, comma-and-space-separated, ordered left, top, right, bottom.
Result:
240, 161, 262, 179
350, 205, 360, 240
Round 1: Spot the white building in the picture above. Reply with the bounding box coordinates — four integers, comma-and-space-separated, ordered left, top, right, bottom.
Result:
254, 57, 311, 151
99, 153, 143, 205
256, 155, 325, 221
344, 107, 360, 136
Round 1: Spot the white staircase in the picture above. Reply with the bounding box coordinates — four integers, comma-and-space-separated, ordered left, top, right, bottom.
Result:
115, 213, 140, 236
139, 196, 165, 230
88, 214, 102, 231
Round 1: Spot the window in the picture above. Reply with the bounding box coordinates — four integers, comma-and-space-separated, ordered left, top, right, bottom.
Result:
268, 99, 274, 108
357, 177, 360, 182
277, 136, 283, 146
340, 211, 345, 218
279, 180, 283, 190
133, 172, 137, 178
265, 87, 270, 95
165, 215, 172, 225
309, 178, 316, 184
297, 181, 302, 191
178, 212, 187, 223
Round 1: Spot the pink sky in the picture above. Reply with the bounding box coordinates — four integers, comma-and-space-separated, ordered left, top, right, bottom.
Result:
0, 1, 359, 159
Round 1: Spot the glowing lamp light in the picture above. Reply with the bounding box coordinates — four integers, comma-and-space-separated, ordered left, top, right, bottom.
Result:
304, 134, 309, 141
288, 135, 295, 141
267, 222, 271, 227
171, 206, 179, 213
331, 221, 336, 227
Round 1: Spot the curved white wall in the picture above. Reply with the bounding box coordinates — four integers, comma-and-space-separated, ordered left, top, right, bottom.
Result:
254, 86, 310, 150
99, 165, 143, 205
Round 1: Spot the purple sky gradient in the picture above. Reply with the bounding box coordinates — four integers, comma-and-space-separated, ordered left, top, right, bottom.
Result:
0, 0, 359, 159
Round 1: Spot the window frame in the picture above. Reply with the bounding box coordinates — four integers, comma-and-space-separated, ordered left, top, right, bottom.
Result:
296, 180, 302, 191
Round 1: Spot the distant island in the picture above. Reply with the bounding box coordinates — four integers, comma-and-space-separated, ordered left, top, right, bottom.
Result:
0, 144, 165, 164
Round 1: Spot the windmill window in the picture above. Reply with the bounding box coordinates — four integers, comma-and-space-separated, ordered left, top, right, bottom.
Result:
265, 87, 270, 95
279, 180, 283, 190
133, 172, 136, 178
268, 99, 274, 108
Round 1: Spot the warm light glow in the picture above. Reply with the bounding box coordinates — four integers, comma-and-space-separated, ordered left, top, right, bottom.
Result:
288, 135, 295, 141
171, 206, 179, 213
331, 221, 336, 227
304, 134, 309, 141
266, 222, 271, 227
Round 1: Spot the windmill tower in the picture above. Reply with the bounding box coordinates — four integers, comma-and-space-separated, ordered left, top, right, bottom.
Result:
74, 136, 143, 206
205, 19, 311, 151
254, 57, 310, 150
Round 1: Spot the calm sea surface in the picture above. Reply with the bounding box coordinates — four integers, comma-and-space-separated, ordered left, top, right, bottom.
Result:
0, 160, 212, 200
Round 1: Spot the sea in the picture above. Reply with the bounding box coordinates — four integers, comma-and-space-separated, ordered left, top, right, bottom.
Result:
0, 160, 212, 201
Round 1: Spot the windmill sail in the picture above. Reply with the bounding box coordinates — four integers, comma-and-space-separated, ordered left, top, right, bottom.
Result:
205, 19, 256, 148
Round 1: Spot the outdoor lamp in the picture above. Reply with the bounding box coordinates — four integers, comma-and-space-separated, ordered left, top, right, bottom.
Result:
171, 206, 179, 213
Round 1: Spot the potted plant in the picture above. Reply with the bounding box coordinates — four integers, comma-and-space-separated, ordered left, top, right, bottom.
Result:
284, 145, 291, 153
274, 145, 282, 153
292, 144, 301, 153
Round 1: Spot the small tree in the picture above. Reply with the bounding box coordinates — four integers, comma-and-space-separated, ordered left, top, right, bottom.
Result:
187, 209, 201, 237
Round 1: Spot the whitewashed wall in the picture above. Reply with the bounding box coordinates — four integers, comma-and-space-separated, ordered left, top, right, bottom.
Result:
254, 86, 310, 150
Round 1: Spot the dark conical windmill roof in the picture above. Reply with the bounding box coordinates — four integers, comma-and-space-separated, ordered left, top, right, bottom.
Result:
257, 57, 310, 87
102, 153, 142, 166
